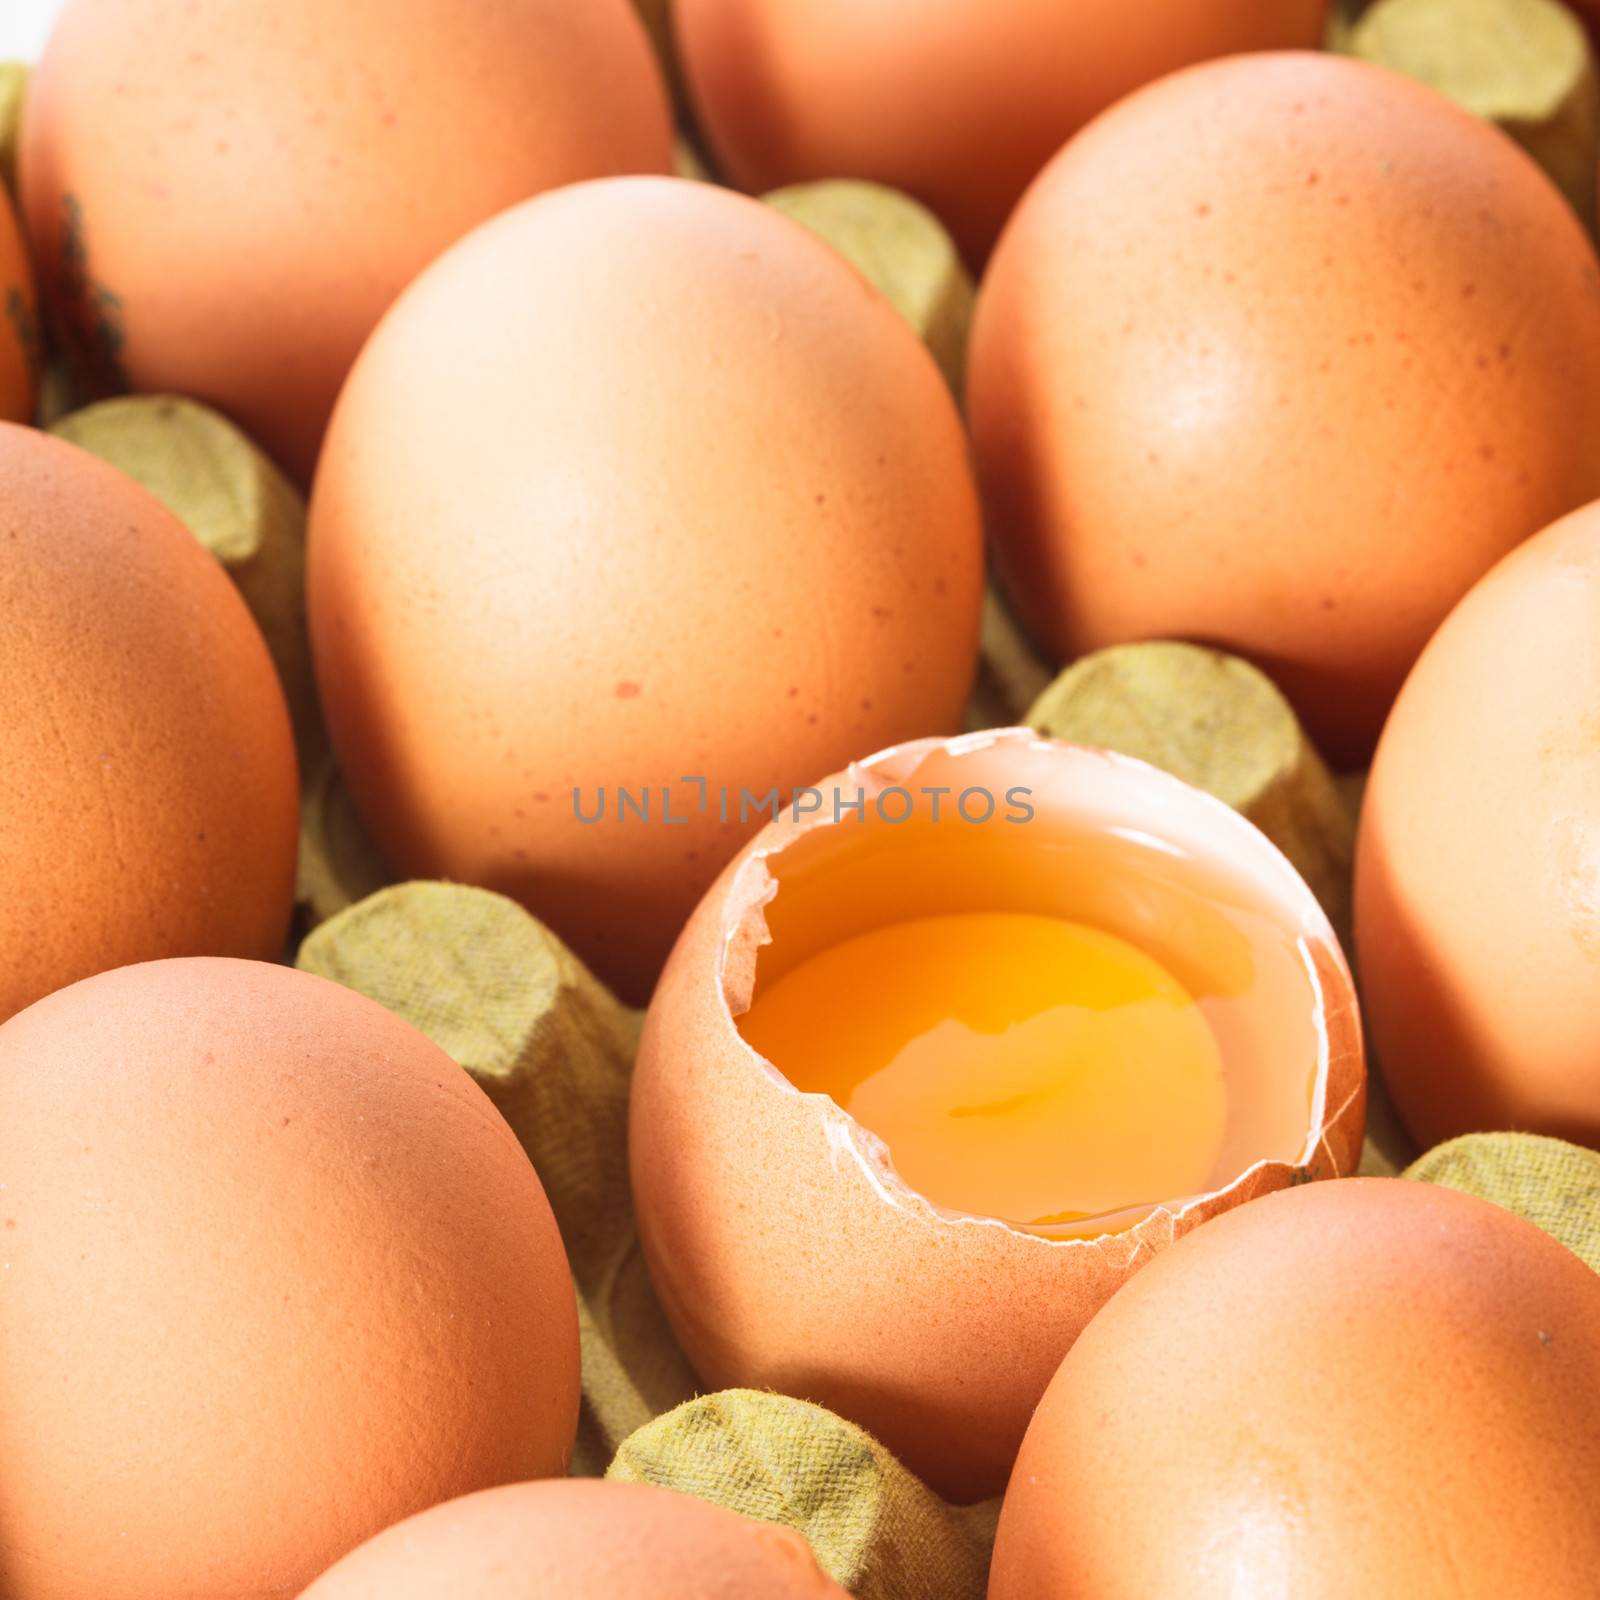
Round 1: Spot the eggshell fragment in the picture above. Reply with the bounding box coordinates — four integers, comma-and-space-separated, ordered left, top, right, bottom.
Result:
1356, 502, 1600, 1148
21, 0, 673, 480
608, 1390, 995, 1600
0, 423, 297, 1024
674, 0, 1328, 263
967, 50, 1600, 765
988, 1179, 1600, 1598
764, 179, 974, 389
630, 730, 1363, 1502
309, 176, 984, 1004
300, 1480, 848, 1598
1352, 0, 1600, 227
0, 179, 36, 422
50, 395, 321, 758
0, 957, 581, 1600
1026, 643, 1356, 941
296, 881, 698, 1471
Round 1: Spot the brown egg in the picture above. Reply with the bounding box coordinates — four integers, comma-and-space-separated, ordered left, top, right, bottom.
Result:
21, 0, 671, 481
630, 731, 1363, 1502
967, 51, 1600, 766
309, 177, 983, 1005
0, 957, 580, 1600
0, 181, 36, 421
989, 1178, 1600, 1598
673, 0, 1327, 265
299, 1480, 848, 1598
0, 422, 296, 1024
1356, 502, 1600, 1150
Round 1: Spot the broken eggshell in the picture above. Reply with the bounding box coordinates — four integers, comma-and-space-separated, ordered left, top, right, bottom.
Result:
629, 729, 1365, 1503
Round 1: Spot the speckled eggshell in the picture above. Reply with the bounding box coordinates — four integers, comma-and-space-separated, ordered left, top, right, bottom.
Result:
988, 1179, 1600, 1598
673, 0, 1328, 265
298, 1480, 849, 1599
628, 731, 1364, 1503
20, 0, 672, 481
0, 183, 36, 421
0, 422, 297, 1024
1356, 503, 1600, 1150
0, 957, 581, 1600
967, 51, 1600, 766
308, 177, 984, 1005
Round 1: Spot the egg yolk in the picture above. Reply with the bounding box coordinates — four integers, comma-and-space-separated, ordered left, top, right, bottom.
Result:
738, 912, 1228, 1230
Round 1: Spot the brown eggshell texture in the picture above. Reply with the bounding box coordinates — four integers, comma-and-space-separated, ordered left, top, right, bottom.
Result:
967, 51, 1600, 766
629, 731, 1363, 1503
0, 957, 581, 1600
20, 0, 672, 480
1356, 502, 1600, 1151
0, 183, 36, 422
309, 176, 984, 1005
989, 1178, 1600, 1598
0, 422, 297, 1024
673, 0, 1328, 264
298, 1480, 849, 1599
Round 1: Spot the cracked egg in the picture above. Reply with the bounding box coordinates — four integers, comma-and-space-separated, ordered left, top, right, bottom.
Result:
630, 729, 1364, 1501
